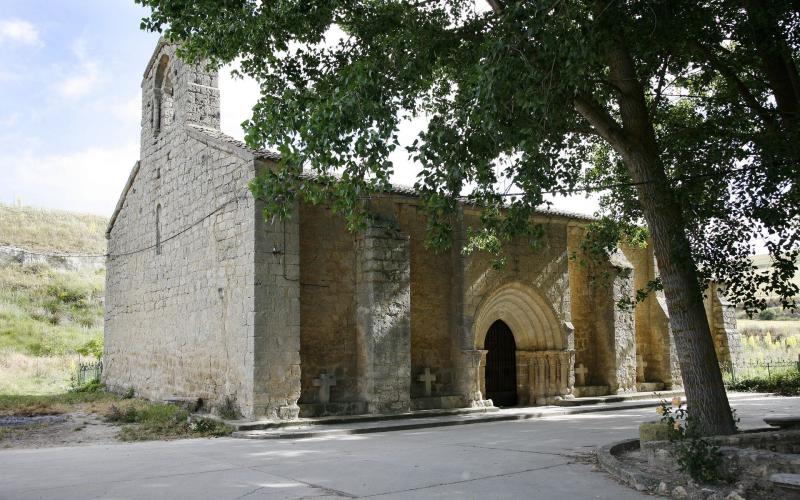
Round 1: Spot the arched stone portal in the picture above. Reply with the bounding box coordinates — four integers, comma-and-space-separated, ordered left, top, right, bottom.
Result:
473, 282, 574, 406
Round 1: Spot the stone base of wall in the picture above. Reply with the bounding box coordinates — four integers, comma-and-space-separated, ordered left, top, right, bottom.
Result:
410, 395, 466, 411
635, 382, 665, 392
299, 401, 368, 418
573, 385, 610, 397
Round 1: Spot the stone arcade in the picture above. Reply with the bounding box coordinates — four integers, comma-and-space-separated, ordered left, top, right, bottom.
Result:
103, 41, 744, 420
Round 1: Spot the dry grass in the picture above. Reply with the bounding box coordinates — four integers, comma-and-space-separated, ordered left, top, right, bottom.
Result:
0, 203, 107, 254
0, 351, 80, 395
737, 319, 800, 340
0, 390, 119, 417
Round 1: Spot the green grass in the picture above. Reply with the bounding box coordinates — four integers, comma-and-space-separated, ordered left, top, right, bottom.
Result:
0, 203, 107, 254
0, 263, 103, 357
108, 402, 233, 441
0, 391, 232, 442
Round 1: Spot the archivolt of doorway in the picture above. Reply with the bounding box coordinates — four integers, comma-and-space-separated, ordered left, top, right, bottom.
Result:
473, 282, 574, 405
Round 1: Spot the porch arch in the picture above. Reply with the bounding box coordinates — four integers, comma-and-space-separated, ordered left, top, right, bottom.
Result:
474, 281, 565, 351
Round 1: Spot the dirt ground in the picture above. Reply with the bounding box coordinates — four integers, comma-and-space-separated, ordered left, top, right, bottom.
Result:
0, 407, 120, 449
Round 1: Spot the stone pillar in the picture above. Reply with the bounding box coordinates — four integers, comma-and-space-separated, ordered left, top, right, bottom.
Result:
705, 283, 744, 373
656, 295, 683, 388
532, 352, 548, 405
355, 220, 411, 414
252, 201, 301, 420
558, 350, 575, 399
604, 249, 637, 394
455, 350, 487, 407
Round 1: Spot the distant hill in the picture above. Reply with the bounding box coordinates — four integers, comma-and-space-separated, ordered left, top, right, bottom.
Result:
751, 254, 800, 288
0, 204, 107, 255
0, 204, 106, 394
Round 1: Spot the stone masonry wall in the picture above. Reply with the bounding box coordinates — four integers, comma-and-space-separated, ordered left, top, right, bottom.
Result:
104, 42, 257, 417
397, 203, 455, 399
298, 204, 360, 406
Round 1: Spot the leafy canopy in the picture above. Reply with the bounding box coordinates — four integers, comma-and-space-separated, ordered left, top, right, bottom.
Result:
137, 0, 798, 313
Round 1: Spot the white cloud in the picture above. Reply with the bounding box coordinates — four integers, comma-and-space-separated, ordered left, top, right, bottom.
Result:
218, 62, 261, 141
54, 37, 102, 99
1, 142, 139, 216
0, 113, 19, 128
57, 61, 100, 98
111, 94, 142, 123
0, 19, 40, 45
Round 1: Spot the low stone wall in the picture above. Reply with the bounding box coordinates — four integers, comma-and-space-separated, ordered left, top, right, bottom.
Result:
643, 429, 800, 489
0, 245, 105, 272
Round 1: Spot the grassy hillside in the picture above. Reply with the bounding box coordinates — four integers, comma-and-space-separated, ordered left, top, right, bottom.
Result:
0, 204, 107, 394
0, 203, 107, 254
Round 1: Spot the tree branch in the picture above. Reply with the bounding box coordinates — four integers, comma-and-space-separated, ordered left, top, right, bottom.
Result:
650, 54, 671, 115
693, 42, 779, 133
485, 0, 503, 14
573, 94, 629, 152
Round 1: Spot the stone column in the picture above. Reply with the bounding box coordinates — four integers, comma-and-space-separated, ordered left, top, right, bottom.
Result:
455, 349, 487, 406
532, 352, 549, 405
355, 220, 411, 414
515, 351, 533, 406
558, 350, 575, 399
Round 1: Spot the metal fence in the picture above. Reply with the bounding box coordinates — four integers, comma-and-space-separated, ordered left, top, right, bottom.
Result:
76, 360, 103, 385
721, 356, 799, 383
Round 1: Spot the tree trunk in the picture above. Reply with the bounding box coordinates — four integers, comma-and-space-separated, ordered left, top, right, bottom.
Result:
625, 147, 737, 436
575, 4, 737, 434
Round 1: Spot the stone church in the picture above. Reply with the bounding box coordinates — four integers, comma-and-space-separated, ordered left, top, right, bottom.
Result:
103, 40, 743, 420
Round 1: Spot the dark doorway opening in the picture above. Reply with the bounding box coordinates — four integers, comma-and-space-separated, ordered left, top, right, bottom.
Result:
484, 320, 518, 406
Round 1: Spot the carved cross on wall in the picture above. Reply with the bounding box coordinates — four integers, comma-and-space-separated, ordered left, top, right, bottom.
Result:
636, 355, 648, 382
313, 373, 336, 404
574, 363, 589, 386
418, 368, 437, 397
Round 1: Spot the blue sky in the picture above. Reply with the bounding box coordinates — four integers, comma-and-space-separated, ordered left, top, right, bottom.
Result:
0, 0, 597, 217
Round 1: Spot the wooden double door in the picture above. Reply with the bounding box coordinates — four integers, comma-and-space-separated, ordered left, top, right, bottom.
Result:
484, 320, 518, 407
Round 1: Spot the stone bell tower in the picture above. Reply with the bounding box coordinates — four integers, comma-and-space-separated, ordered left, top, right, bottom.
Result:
139, 39, 220, 159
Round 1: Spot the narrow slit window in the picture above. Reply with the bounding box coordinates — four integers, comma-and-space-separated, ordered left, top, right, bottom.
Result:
156, 204, 162, 255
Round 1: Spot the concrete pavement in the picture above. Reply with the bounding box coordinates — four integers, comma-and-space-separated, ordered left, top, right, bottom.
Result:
1, 395, 798, 499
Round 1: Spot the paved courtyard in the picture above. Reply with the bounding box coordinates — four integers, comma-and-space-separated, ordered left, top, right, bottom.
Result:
2, 395, 798, 499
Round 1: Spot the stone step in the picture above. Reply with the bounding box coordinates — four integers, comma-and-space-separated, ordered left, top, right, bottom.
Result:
553, 390, 684, 407
225, 405, 500, 432
771, 473, 800, 493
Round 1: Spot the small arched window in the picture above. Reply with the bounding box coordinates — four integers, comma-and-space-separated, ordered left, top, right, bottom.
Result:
155, 204, 162, 255
153, 54, 174, 136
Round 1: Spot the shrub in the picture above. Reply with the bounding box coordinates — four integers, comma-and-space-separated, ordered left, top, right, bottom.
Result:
757, 309, 776, 321
217, 395, 239, 420
110, 402, 233, 441
657, 398, 725, 483
76, 337, 103, 360
69, 379, 104, 393
727, 369, 800, 396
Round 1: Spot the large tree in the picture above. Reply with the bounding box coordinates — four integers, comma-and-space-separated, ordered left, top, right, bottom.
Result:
137, 0, 799, 435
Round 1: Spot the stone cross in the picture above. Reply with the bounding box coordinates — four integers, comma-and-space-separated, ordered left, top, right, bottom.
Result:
636, 355, 648, 381
574, 363, 588, 386
313, 373, 336, 404
418, 368, 437, 397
